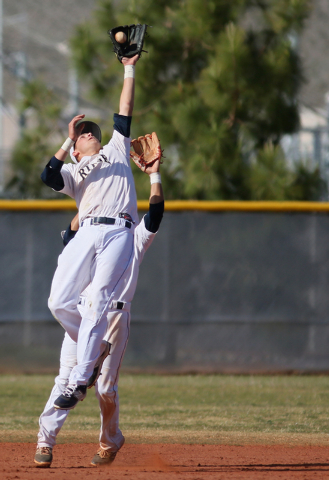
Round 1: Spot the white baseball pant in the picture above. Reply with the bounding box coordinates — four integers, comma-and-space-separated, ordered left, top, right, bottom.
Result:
48, 223, 133, 385
37, 310, 130, 451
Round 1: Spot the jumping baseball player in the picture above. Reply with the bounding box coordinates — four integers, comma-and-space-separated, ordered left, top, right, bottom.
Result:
35, 157, 164, 468
41, 55, 140, 410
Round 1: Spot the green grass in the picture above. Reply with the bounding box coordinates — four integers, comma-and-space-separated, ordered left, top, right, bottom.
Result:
1, 374, 329, 444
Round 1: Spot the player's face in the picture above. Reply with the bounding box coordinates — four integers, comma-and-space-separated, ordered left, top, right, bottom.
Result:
75, 132, 101, 157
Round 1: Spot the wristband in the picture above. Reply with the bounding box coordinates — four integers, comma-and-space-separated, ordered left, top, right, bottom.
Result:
124, 65, 135, 79
61, 137, 75, 153
150, 172, 161, 185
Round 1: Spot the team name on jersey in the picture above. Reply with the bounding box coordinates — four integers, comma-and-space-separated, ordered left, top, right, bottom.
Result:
78, 154, 109, 180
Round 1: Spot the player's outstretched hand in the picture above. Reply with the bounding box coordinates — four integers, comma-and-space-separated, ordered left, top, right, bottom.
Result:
122, 54, 139, 66
144, 158, 160, 175
68, 114, 86, 141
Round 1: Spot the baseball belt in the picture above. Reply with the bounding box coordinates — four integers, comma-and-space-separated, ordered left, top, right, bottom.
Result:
78, 298, 130, 311
81, 216, 132, 229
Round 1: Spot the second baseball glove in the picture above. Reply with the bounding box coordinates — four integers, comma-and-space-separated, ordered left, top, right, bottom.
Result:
130, 132, 164, 170
108, 24, 148, 63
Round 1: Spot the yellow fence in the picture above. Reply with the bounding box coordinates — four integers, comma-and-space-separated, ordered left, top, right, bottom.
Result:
1, 199, 329, 212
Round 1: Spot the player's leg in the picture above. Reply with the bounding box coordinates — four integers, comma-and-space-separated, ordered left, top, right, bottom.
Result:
68, 227, 133, 386
48, 227, 95, 342
53, 227, 133, 410
91, 311, 130, 466
35, 333, 77, 467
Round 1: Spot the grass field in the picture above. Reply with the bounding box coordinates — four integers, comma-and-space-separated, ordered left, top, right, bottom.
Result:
1, 374, 329, 445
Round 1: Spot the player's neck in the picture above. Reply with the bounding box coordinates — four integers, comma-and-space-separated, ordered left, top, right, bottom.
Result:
77, 148, 101, 162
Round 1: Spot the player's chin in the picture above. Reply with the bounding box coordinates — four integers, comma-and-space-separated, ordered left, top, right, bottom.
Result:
90, 139, 101, 149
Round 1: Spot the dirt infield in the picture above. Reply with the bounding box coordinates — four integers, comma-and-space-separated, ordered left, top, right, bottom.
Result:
1, 443, 329, 479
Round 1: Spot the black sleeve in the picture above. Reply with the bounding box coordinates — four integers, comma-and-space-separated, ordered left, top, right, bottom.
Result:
63, 224, 78, 246
143, 201, 164, 233
113, 113, 132, 138
41, 156, 65, 191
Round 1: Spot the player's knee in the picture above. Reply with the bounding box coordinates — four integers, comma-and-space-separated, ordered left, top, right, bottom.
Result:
97, 383, 116, 401
48, 294, 63, 320
48, 293, 71, 321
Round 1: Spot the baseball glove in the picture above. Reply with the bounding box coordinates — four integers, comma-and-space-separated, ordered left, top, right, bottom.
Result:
130, 132, 164, 170
108, 24, 148, 63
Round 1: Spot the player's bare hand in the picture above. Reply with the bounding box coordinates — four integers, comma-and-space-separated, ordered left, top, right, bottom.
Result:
68, 114, 85, 141
145, 159, 160, 175
122, 55, 139, 66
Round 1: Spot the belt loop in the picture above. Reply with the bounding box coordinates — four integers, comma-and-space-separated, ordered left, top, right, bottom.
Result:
111, 300, 125, 310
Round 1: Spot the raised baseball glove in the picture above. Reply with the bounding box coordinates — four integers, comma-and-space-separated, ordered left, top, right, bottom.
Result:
108, 24, 148, 63
130, 132, 164, 170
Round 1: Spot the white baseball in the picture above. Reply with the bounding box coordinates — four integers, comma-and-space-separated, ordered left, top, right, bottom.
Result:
115, 32, 127, 43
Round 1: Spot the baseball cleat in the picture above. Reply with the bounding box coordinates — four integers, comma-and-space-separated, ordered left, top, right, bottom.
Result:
53, 384, 87, 410
34, 446, 53, 468
91, 448, 117, 466
87, 341, 111, 389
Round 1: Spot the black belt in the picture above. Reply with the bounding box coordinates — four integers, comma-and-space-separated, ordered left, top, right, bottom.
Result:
90, 217, 132, 229
116, 301, 124, 310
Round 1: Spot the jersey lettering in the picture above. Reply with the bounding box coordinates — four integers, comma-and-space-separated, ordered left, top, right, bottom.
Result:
78, 154, 109, 181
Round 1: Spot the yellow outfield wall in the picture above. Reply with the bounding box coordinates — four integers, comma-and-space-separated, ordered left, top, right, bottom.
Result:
1, 199, 329, 212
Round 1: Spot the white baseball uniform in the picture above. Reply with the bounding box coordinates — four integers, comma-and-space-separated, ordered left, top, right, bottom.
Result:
44, 125, 138, 386
37, 216, 159, 451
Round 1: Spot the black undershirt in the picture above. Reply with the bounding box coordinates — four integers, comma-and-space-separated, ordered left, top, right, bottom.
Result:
143, 201, 164, 234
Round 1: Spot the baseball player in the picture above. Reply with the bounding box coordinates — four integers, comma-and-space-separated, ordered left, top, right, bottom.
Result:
35, 157, 164, 468
41, 55, 140, 411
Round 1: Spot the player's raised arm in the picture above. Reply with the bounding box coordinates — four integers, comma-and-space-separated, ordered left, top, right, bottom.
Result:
110, 54, 140, 142
119, 55, 139, 117
143, 158, 164, 233
145, 159, 164, 205
40, 115, 86, 191
108, 24, 147, 118
130, 132, 165, 233
55, 115, 86, 161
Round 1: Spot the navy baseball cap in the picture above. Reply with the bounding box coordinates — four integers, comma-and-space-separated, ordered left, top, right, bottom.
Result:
76, 119, 102, 143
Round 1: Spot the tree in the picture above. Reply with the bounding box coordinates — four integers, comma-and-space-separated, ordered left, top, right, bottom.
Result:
6, 80, 65, 198
7, 0, 322, 200
69, 0, 324, 200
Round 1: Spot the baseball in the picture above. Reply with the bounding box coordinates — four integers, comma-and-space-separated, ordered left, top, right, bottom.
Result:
115, 31, 127, 43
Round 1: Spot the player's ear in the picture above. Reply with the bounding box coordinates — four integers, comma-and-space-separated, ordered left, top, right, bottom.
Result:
72, 150, 80, 161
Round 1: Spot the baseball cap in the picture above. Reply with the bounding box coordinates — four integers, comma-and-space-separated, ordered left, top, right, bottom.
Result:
76, 119, 102, 143
70, 119, 102, 163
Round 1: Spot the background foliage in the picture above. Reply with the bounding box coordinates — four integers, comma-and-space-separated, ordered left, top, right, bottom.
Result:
6, 80, 65, 198
6, 0, 326, 200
